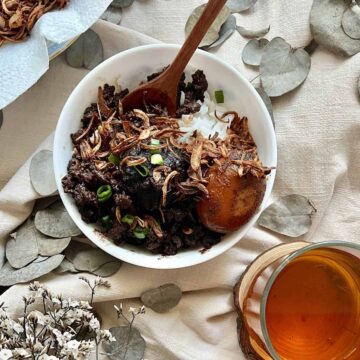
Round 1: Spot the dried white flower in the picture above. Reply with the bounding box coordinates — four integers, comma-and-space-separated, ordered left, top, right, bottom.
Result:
0, 349, 12, 360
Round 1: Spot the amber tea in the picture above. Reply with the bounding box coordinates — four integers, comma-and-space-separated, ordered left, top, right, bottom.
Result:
265, 247, 360, 360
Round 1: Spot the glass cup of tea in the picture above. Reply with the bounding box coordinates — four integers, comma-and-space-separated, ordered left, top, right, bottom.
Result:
240, 241, 360, 360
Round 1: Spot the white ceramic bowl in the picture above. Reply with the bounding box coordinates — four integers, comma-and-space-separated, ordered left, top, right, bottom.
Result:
54, 44, 277, 269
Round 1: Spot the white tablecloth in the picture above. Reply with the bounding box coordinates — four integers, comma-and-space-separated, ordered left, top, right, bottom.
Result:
1, 1, 360, 359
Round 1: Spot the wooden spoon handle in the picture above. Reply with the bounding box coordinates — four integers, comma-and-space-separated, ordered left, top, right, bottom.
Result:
166, 0, 228, 84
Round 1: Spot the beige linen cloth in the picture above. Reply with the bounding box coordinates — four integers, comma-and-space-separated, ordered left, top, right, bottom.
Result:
1, 0, 360, 358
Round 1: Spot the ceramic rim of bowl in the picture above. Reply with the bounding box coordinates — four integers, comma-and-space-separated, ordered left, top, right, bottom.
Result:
53, 43, 277, 269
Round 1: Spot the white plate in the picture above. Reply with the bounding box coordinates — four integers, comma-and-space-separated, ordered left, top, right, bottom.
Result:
54, 44, 277, 269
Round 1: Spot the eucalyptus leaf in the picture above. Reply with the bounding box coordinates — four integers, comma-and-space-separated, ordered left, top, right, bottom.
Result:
101, 6, 122, 25
111, 0, 134, 8
102, 326, 145, 360
6, 220, 39, 269
236, 25, 270, 38
256, 87, 274, 127
185, 4, 231, 48
310, 0, 360, 57
204, 15, 237, 49
29, 150, 57, 197
92, 261, 122, 277
342, 3, 360, 40
66, 30, 104, 70
259, 37, 311, 97
0, 255, 64, 286
38, 237, 71, 257
33, 256, 49, 263
65, 241, 120, 274
226, 0, 257, 12
54, 259, 79, 274
35, 201, 82, 238
141, 284, 182, 313
0, 110, 3, 130
242, 38, 269, 66
32, 195, 60, 215
257, 195, 316, 237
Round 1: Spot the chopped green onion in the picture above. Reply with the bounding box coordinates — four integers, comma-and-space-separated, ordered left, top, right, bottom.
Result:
108, 153, 120, 165
133, 226, 149, 239
121, 214, 135, 225
151, 154, 164, 165
100, 215, 113, 230
97, 185, 112, 203
151, 139, 160, 145
134, 165, 149, 177
150, 138, 161, 154
214, 90, 224, 104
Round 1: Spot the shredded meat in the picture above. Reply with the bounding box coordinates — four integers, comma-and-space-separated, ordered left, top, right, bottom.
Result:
62, 69, 270, 255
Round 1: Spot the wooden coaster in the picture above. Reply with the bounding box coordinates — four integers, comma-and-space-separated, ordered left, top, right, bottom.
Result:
233, 242, 309, 359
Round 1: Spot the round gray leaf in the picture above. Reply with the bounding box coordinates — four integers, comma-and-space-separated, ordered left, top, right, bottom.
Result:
92, 261, 122, 277
185, 4, 231, 48
29, 150, 57, 197
242, 38, 269, 66
101, 6, 122, 25
6, 220, 39, 269
32, 195, 60, 215
255, 87, 274, 127
204, 15, 237, 49
111, 0, 134, 8
141, 283, 182, 313
342, 3, 360, 40
236, 25, 270, 38
54, 259, 78, 273
257, 195, 316, 237
38, 237, 71, 257
66, 30, 104, 70
64, 241, 119, 273
259, 37, 311, 97
54, 259, 79, 274
0, 255, 64, 286
103, 326, 145, 360
310, 0, 360, 57
226, 0, 257, 12
35, 201, 82, 238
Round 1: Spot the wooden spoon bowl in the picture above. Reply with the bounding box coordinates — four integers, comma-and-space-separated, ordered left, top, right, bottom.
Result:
122, 0, 228, 115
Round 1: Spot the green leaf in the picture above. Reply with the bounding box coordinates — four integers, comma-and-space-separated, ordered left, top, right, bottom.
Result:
236, 25, 270, 38
226, 0, 257, 13
103, 326, 146, 360
203, 15, 237, 49
257, 195, 317, 237
242, 38, 269, 66
111, 0, 134, 8
141, 284, 182, 313
66, 30, 104, 70
259, 37, 311, 97
29, 150, 57, 197
101, 6, 123, 25
53, 258, 79, 274
185, 4, 231, 48
310, 0, 360, 57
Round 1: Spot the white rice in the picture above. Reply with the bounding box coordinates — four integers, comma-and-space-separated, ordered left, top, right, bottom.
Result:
178, 91, 231, 143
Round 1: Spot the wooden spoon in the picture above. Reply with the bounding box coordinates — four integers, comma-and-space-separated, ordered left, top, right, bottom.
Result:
121, 0, 228, 116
